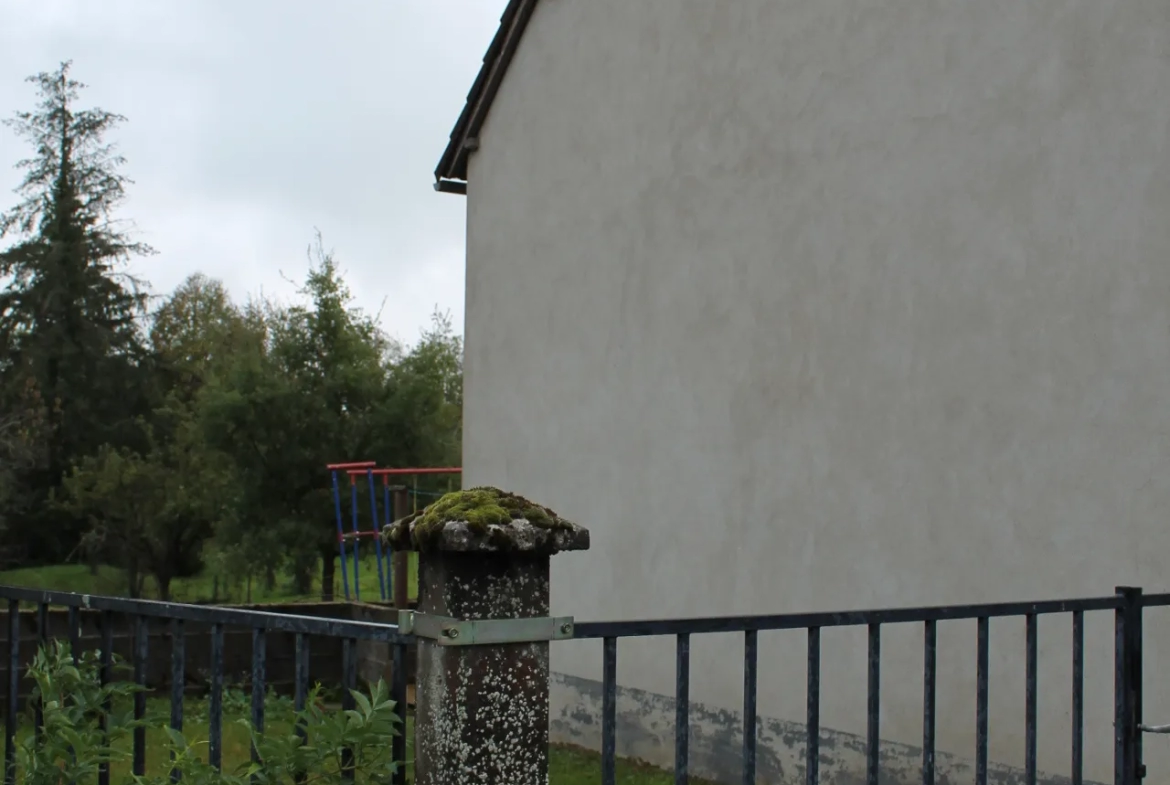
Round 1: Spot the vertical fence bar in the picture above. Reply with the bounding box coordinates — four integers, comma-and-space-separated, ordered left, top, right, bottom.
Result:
341, 638, 357, 782
976, 617, 989, 785
5, 600, 18, 785
1132, 591, 1144, 785
209, 623, 224, 771
67, 606, 79, 664
67, 604, 79, 776
294, 634, 309, 785
251, 628, 266, 774
1116, 594, 1127, 785
867, 623, 881, 785
171, 619, 185, 782
1025, 614, 1038, 785
1115, 587, 1142, 785
676, 633, 691, 785
602, 637, 618, 785
1073, 610, 1084, 785
98, 611, 113, 785
133, 616, 148, 777
742, 630, 758, 785
294, 634, 309, 735
391, 642, 408, 785
807, 627, 821, 785
34, 603, 46, 738
923, 620, 937, 785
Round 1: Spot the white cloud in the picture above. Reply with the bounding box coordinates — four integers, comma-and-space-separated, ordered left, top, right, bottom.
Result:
0, 0, 503, 342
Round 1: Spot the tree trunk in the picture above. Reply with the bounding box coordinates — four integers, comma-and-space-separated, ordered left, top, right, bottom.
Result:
127, 560, 140, 598
157, 574, 171, 602
321, 555, 335, 601
292, 562, 313, 596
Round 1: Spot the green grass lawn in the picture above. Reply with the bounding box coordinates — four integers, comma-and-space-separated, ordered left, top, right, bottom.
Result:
0, 552, 417, 606
14, 696, 707, 785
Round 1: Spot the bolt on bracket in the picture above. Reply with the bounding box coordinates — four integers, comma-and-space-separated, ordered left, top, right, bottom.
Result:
397, 610, 575, 646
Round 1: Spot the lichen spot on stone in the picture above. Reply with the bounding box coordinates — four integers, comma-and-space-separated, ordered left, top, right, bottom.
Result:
383, 487, 573, 551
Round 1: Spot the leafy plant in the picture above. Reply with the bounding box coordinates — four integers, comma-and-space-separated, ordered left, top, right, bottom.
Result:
16, 641, 143, 785
18, 641, 402, 785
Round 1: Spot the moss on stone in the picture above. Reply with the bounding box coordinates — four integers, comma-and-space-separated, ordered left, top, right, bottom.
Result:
384, 487, 572, 551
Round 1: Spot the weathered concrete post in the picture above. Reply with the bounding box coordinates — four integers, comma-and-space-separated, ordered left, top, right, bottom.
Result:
383, 487, 589, 785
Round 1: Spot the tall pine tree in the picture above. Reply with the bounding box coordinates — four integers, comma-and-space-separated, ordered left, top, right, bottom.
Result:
0, 62, 154, 560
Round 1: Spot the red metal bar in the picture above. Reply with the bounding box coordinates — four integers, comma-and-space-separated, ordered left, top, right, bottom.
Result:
326, 461, 377, 470
346, 467, 462, 477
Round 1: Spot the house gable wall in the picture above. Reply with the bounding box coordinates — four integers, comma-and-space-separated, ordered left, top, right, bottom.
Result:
460, 1, 1170, 781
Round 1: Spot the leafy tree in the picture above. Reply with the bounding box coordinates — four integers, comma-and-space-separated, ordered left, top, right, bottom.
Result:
200, 236, 464, 599
0, 378, 47, 533
381, 309, 463, 470
201, 237, 394, 598
0, 61, 153, 560
61, 412, 232, 600
151, 273, 265, 402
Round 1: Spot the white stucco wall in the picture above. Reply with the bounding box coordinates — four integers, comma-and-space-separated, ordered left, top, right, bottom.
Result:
458, 2, 1170, 783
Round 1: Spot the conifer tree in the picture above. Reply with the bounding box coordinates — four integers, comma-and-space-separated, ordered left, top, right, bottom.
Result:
0, 62, 153, 559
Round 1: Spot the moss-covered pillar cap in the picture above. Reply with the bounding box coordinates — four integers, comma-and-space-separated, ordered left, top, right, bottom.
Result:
381, 487, 590, 554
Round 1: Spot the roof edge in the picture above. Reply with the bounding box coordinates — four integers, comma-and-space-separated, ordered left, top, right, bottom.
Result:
433, 0, 540, 193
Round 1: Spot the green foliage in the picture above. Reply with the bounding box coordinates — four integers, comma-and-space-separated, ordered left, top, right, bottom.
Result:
200, 234, 462, 598
0, 62, 154, 560
19, 641, 402, 785
17, 641, 141, 785
59, 411, 233, 599
0, 64, 463, 590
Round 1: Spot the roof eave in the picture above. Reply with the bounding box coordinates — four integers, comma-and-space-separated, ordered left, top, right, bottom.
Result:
434, 179, 468, 195
432, 0, 540, 195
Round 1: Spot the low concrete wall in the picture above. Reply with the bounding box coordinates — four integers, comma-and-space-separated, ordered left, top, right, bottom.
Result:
0, 601, 417, 702
550, 672, 1102, 785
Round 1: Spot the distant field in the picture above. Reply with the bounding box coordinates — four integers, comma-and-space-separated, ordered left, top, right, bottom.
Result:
0, 552, 417, 605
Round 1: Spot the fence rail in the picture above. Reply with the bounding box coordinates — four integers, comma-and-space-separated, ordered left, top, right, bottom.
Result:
1, 584, 1157, 785
0, 585, 411, 785
575, 589, 1144, 785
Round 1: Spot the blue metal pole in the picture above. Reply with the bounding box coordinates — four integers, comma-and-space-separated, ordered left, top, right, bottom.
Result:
331, 470, 350, 601
368, 469, 387, 601
350, 476, 361, 602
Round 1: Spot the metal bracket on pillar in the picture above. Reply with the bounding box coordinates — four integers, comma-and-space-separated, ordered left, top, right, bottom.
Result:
398, 610, 575, 646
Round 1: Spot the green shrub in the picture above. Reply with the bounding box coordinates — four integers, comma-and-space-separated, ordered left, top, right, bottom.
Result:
16, 641, 402, 785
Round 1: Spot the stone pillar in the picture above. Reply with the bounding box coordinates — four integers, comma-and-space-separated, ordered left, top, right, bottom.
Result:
384, 488, 589, 785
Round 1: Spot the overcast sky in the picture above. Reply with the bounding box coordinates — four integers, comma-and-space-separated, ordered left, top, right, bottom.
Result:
0, 0, 502, 344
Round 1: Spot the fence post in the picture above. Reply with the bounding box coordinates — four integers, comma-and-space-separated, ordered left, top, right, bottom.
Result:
386, 490, 589, 785
1116, 587, 1144, 785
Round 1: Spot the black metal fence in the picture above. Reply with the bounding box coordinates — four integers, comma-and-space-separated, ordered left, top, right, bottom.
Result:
0, 586, 412, 785
572, 587, 1151, 785
3, 584, 1161, 785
